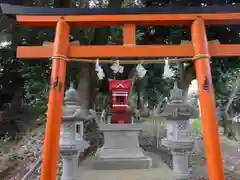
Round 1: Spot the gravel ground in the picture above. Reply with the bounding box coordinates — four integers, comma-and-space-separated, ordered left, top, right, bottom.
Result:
141, 136, 240, 180
0, 126, 45, 180
194, 137, 240, 180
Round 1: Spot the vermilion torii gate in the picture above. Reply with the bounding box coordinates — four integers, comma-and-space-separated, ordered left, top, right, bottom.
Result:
2, 4, 240, 180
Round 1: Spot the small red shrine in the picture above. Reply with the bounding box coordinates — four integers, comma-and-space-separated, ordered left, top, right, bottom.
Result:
109, 79, 132, 123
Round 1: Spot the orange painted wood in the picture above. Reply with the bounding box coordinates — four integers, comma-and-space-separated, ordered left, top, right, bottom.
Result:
191, 18, 225, 180
17, 44, 240, 58
16, 13, 240, 27
40, 20, 69, 180
123, 24, 136, 45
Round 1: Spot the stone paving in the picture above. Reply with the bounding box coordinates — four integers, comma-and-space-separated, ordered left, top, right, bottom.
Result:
78, 152, 173, 180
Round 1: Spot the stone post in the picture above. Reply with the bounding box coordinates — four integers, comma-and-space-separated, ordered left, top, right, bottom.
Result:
60, 84, 95, 180
61, 150, 78, 180
161, 84, 194, 180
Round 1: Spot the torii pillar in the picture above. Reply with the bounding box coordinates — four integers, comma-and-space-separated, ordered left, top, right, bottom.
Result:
191, 18, 224, 180
40, 20, 70, 180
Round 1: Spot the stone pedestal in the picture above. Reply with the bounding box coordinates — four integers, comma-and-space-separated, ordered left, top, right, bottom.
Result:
172, 150, 191, 179
162, 139, 194, 180
61, 150, 79, 180
94, 124, 152, 170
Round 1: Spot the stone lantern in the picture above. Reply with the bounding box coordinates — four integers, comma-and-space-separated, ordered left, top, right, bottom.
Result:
161, 84, 194, 180
59, 84, 95, 180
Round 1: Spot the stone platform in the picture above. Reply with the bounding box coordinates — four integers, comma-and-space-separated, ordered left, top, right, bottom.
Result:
93, 152, 152, 170
78, 152, 173, 180
95, 124, 152, 170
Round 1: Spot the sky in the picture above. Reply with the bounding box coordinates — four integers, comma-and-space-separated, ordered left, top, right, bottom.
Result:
188, 79, 198, 94
0, 41, 11, 48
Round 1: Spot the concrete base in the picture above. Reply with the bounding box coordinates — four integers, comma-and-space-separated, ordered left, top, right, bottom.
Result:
93, 156, 152, 170
78, 152, 173, 180
173, 172, 192, 180
95, 124, 152, 170
161, 138, 194, 150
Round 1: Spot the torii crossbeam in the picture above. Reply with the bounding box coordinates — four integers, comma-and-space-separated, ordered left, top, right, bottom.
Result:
2, 3, 240, 180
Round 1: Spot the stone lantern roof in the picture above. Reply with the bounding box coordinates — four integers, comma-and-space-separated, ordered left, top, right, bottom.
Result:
64, 83, 81, 106
62, 83, 96, 122
62, 83, 82, 121
162, 84, 193, 120
170, 83, 185, 103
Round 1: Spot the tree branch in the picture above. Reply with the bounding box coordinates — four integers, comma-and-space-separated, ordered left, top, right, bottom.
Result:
224, 70, 240, 115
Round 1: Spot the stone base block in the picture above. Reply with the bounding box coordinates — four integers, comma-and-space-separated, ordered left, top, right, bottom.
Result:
93, 156, 152, 170
173, 172, 192, 180
95, 123, 152, 170
94, 148, 152, 170
161, 138, 194, 150
97, 148, 145, 159
78, 152, 173, 180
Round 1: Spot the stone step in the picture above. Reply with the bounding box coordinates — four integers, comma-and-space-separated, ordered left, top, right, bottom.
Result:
78, 152, 173, 180
93, 156, 152, 170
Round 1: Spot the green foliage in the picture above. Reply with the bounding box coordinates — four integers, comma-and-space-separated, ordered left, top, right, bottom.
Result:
214, 68, 240, 111
0, 0, 240, 118
143, 0, 240, 110
134, 63, 174, 109
22, 64, 50, 113
137, 64, 165, 109
0, 33, 51, 112
0, 4, 55, 121
190, 118, 203, 138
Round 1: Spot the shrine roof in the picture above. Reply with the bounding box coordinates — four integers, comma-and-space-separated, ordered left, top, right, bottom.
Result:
1, 3, 240, 16
109, 79, 131, 91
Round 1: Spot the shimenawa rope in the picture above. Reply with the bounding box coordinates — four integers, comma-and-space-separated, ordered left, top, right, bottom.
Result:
49, 54, 210, 64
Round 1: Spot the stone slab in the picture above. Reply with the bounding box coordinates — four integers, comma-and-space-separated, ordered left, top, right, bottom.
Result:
93, 156, 152, 170
99, 124, 143, 131
98, 124, 143, 151
97, 123, 152, 169
94, 148, 152, 170
78, 152, 173, 180
102, 132, 141, 149
98, 148, 145, 159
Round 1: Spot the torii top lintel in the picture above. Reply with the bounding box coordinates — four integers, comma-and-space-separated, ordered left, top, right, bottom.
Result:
1, 4, 240, 26
2, 3, 240, 59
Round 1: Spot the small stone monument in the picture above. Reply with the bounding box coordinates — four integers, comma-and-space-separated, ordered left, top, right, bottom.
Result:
161, 83, 194, 180
59, 84, 95, 180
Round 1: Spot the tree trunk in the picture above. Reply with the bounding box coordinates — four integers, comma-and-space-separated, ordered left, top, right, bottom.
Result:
222, 111, 230, 136
76, 0, 124, 109
10, 88, 24, 113
77, 63, 95, 109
